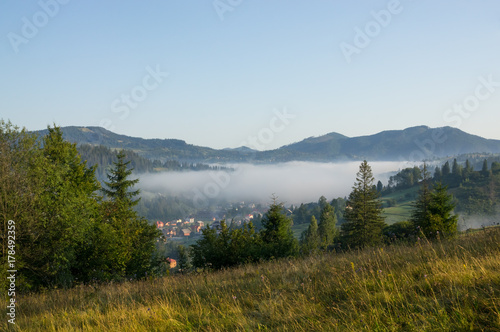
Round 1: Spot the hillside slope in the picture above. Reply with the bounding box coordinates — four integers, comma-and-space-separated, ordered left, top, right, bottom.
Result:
35, 125, 500, 163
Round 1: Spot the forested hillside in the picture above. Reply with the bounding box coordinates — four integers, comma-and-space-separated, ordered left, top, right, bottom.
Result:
384, 157, 500, 220
77, 144, 232, 181
36, 125, 500, 163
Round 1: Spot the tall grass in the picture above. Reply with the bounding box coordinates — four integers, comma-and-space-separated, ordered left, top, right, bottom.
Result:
3, 228, 500, 331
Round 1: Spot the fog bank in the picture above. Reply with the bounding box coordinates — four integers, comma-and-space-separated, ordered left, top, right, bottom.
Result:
138, 161, 412, 205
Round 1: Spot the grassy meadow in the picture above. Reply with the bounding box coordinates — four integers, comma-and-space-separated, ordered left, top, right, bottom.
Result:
3, 228, 500, 331
380, 186, 419, 225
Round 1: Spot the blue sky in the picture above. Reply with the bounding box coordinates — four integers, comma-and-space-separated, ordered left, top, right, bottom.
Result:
1, 0, 500, 150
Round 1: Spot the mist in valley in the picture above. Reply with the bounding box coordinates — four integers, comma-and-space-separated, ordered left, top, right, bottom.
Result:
459, 214, 500, 231
138, 161, 412, 206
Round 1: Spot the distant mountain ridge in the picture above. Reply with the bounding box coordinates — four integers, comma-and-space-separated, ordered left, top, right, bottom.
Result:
34, 125, 500, 163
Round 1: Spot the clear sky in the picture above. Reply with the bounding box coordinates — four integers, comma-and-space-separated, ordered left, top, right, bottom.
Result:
1, 0, 500, 150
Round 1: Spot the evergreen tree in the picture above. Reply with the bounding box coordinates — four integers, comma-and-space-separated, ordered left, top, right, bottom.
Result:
318, 196, 328, 210
411, 164, 432, 237
294, 203, 308, 224
260, 198, 299, 259
317, 203, 337, 249
341, 161, 386, 249
101, 149, 159, 279
442, 161, 451, 177
300, 215, 319, 255
230, 221, 262, 264
377, 180, 383, 193
482, 159, 489, 177
190, 224, 221, 269
465, 159, 473, 173
177, 245, 191, 274
102, 150, 141, 207
492, 162, 500, 175
434, 166, 442, 180
190, 220, 261, 270
0, 123, 97, 290
463, 159, 473, 180
411, 168, 458, 239
1, 123, 162, 290
427, 183, 458, 237
452, 158, 462, 177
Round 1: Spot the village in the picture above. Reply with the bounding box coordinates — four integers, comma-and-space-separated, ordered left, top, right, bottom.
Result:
155, 202, 265, 240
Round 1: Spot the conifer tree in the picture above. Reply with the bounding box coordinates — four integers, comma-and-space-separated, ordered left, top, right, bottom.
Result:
442, 161, 451, 177
261, 198, 298, 259
101, 149, 159, 278
434, 166, 442, 180
463, 159, 473, 180
411, 164, 458, 239
452, 159, 461, 175
427, 183, 458, 237
102, 150, 141, 207
411, 164, 432, 237
341, 161, 386, 249
300, 215, 319, 254
317, 203, 337, 249
175, 245, 190, 274
377, 180, 383, 193
482, 159, 489, 177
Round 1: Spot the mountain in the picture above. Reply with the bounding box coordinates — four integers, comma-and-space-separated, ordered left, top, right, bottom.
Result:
223, 146, 258, 154
34, 125, 500, 163
36, 126, 245, 162
281, 126, 500, 161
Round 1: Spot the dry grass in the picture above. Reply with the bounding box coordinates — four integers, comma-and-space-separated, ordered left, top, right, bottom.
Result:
2, 228, 500, 331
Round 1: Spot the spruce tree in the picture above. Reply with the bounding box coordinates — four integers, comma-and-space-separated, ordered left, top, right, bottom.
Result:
482, 159, 489, 177
377, 180, 383, 193
261, 198, 298, 259
463, 159, 473, 180
442, 161, 451, 177
428, 183, 458, 237
411, 164, 432, 237
101, 149, 159, 278
452, 159, 461, 175
300, 215, 319, 254
412, 165, 458, 239
434, 166, 442, 180
102, 150, 140, 207
177, 245, 191, 274
341, 161, 386, 249
317, 203, 337, 249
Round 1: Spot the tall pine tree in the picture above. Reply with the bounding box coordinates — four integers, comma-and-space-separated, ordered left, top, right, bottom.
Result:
101, 149, 159, 278
411, 164, 432, 237
102, 150, 141, 208
341, 161, 386, 249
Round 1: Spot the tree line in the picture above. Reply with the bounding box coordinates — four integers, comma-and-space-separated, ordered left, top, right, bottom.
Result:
386, 158, 500, 216
78, 144, 232, 182
184, 161, 459, 271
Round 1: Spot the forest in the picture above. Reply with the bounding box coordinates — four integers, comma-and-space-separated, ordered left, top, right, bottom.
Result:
77, 144, 232, 182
